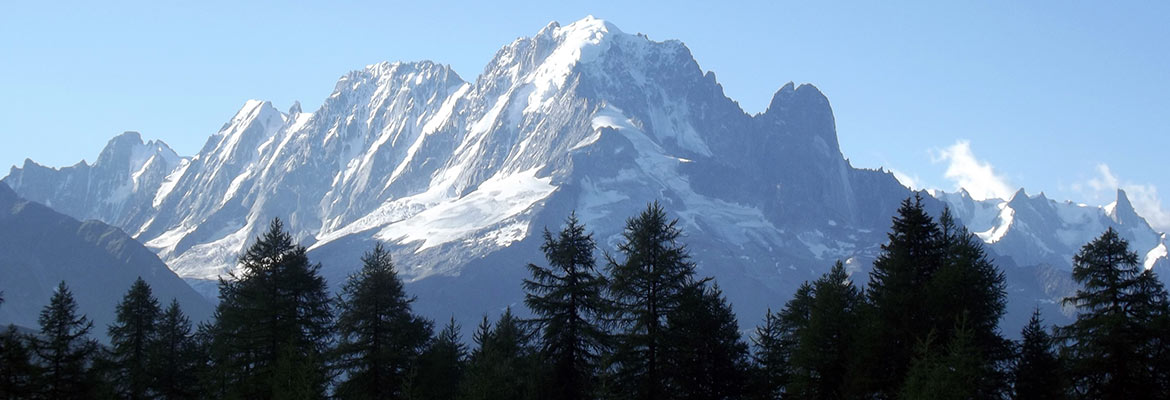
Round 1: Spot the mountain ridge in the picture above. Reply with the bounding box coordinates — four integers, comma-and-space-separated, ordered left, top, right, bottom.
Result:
4, 17, 1166, 336
0, 182, 213, 340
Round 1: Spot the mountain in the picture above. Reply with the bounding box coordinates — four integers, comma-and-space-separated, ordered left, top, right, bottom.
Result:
4, 16, 1166, 335
935, 187, 1170, 324
0, 182, 213, 340
4, 131, 183, 231
938, 187, 1169, 274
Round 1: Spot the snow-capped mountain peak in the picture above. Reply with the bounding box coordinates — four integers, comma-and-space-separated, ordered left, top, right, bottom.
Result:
94, 131, 179, 171
3, 130, 186, 230
940, 186, 1168, 274
7, 16, 1169, 336
1108, 188, 1143, 225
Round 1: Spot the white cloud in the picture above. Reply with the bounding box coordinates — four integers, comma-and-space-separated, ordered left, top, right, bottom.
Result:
888, 167, 920, 190
931, 140, 1014, 201
1087, 164, 1120, 192
1080, 164, 1170, 232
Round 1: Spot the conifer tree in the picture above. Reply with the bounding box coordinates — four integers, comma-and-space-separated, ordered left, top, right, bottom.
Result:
927, 209, 1011, 396
461, 309, 537, 400
32, 281, 99, 399
606, 202, 700, 400
195, 321, 230, 399
748, 311, 780, 399
0, 326, 36, 399
751, 282, 812, 399
210, 218, 334, 399
931, 210, 1008, 341
410, 318, 466, 400
859, 196, 1009, 397
150, 299, 200, 400
89, 345, 122, 399
863, 195, 943, 396
1058, 228, 1170, 400
0, 294, 37, 399
750, 308, 787, 400
108, 277, 161, 400
523, 213, 609, 400
900, 320, 981, 400
788, 261, 861, 400
663, 283, 750, 400
270, 346, 320, 400
335, 243, 432, 400
1013, 309, 1066, 400
1136, 270, 1170, 395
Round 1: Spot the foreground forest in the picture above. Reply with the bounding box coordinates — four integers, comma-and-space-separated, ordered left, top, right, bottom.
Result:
1, 196, 1168, 400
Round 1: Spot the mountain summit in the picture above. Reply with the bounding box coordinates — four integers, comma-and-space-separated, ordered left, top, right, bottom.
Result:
5, 17, 1167, 333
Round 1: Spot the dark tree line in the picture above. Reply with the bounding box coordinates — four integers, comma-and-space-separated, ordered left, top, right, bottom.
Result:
1, 199, 1169, 399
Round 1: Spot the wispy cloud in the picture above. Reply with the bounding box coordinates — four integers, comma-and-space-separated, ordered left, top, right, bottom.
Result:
931, 140, 1014, 201
1074, 164, 1170, 231
888, 167, 920, 190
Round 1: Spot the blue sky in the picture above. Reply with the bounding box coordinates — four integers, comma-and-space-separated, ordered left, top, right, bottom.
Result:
2, 1, 1168, 227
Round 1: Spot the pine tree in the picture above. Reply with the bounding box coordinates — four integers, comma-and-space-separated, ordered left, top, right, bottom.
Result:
108, 277, 161, 400
748, 309, 781, 400
606, 202, 700, 400
926, 209, 1011, 397
31, 281, 99, 399
1, 291, 39, 400
1058, 228, 1169, 399
1013, 308, 1066, 400
410, 318, 466, 400
750, 308, 786, 400
663, 283, 750, 400
523, 213, 609, 400
210, 218, 334, 399
932, 210, 1008, 335
335, 243, 432, 400
751, 282, 812, 399
863, 195, 943, 397
270, 346, 320, 400
787, 261, 862, 400
194, 321, 230, 399
858, 196, 1010, 397
150, 299, 200, 400
461, 309, 537, 400
1135, 269, 1170, 395
900, 320, 981, 400
0, 293, 37, 399
89, 345, 121, 399
0, 326, 37, 399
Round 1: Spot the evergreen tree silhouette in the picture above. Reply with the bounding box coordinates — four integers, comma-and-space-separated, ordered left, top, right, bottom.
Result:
150, 299, 200, 400
523, 213, 609, 400
1013, 308, 1066, 400
410, 317, 466, 400
108, 277, 161, 400
209, 218, 334, 399
606, 202, 700, 400
32, 281, 99, 399
1058, 228, 1170, 399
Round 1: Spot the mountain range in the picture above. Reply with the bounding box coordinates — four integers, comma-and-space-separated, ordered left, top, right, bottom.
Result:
0, 182, 213, 339
4, 16, 1166, 335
